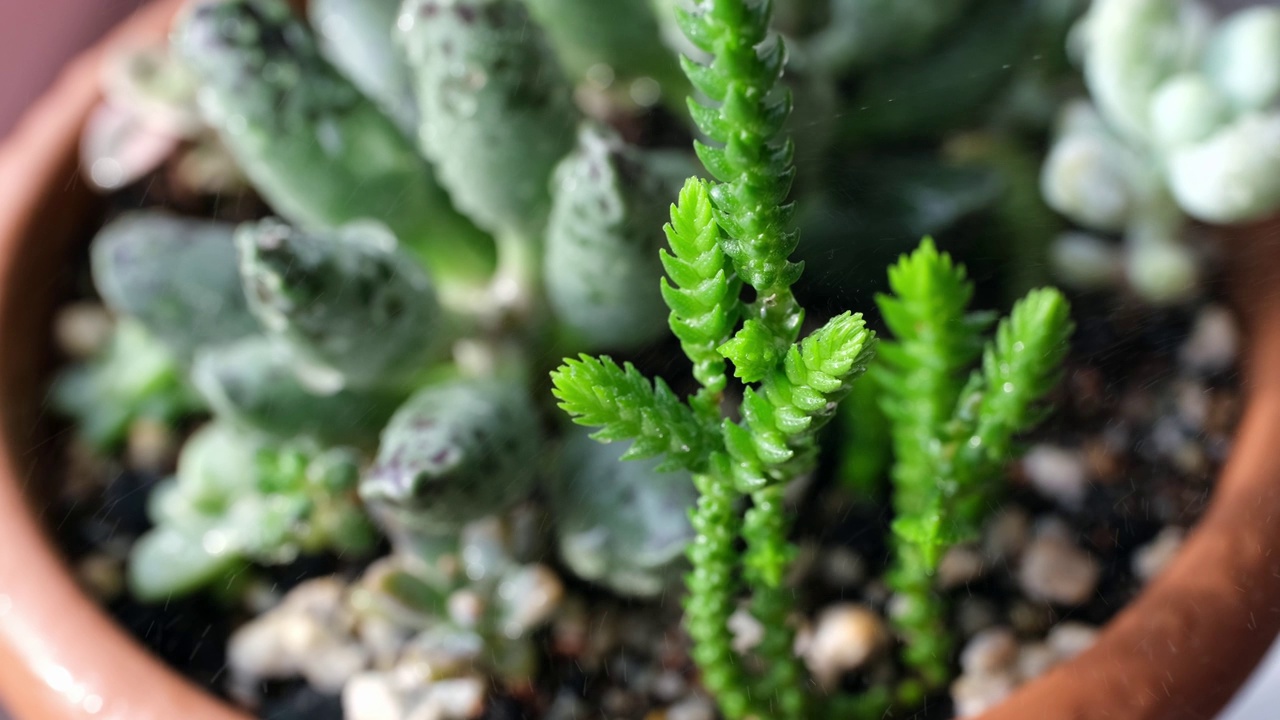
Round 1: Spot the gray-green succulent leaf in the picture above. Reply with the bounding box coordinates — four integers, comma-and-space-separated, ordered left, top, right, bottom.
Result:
398, 0, 579, 239
544, 123, 696, 349
309, 0, 420, 137
237, 218, 445, 389
191, 335, 404, 446
552, 432, 696, 598
90, 211, 259, 359
173, 0, 495, 283
522, 0, 686, 105
360, 378, 541, 533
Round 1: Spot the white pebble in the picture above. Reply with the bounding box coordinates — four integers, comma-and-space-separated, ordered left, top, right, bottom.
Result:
804, 604, 889, 688
951, 672, 1019, 718
412, 678, 486, 720
960, 627, 1019, 676
126, 418, 177, 473
1018, 526, 1101, 605
1180, 305, 1239, 374
982, 508, 1031, 564
1023, 445, 1090, 509
304, 643, 370, 694
666, 695, 716, 720
227, 578, 366, 694
651, 670, 688, 702
728, 606, 764, 653
1046, 622, 1099, 661
1133, 527, 1186, 584
938, 544, 987, 590
54, 302, 113, 358
344, 672, 405, 720
1017, 642, 1058, 681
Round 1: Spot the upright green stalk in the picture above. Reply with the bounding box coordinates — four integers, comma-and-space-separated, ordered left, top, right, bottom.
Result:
876, 242, 1072, 692
557, 3, 878, 717
678, 2, 808, 714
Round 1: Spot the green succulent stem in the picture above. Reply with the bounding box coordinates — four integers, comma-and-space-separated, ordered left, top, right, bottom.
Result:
877, 242, 1072, 693
684, 455, 753, 720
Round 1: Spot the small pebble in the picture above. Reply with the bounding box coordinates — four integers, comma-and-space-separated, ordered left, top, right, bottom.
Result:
982, 508, 1031, 565
938, 544, 987, 589
728, 607, 764, 654
666, 696, 716, 720
1046, 622, 1098, 660
1022, 445, 1090, 509
125, 418, 178, 473
1017, 642, 1058, 681
651, 670, 688, 702
1133, 527, 1185, 584
344, 672, 405, 720
418, 678, 486, 720
496, 564, 564, 638
54, 302, 113, 359
1180, 305, 1239, 374
804, 604, 889, 688
1175, 380, 1210, 430
951, 672, 1018, 718
1018, 524, 1100, 605
227, 578, 367, 694
960, 627, 1019, 676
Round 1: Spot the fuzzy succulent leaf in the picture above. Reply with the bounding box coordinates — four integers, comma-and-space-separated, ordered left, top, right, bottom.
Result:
308, 0, 419, 136
1081, 0, 1207, 142
660, 177, 742, 396
678, 0, 802, 340
52, 320, 203, 450
360, 379, 540, 532
553, 432, 697, 598
90, 212, 258, 359
398, 0, 579, 239
173, 0, 494, 282
237, 218, 444, 388
192, 336, 403, 446
545, 124, 695, 349
725, 312, 876, 492
551, 355, 720, 473
522, 0, 686, 95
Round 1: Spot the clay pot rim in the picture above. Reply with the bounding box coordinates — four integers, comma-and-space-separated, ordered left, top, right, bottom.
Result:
1, 2, 1278, 719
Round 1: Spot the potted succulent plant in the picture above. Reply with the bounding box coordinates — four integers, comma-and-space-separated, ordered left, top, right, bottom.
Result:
1, 0, 1279, 719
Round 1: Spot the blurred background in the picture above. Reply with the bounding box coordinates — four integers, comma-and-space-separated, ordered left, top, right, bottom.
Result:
0, 0, 140, 137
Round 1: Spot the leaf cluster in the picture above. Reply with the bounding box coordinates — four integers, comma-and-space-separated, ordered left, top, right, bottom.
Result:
876, 240, 1073, 688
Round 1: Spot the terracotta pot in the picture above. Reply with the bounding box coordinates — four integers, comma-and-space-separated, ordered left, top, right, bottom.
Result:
1, 3, 1278, 719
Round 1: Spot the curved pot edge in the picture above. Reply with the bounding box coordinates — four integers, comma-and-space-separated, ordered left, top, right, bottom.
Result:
0, 2, 247, 719
0, 2, 1276, 720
